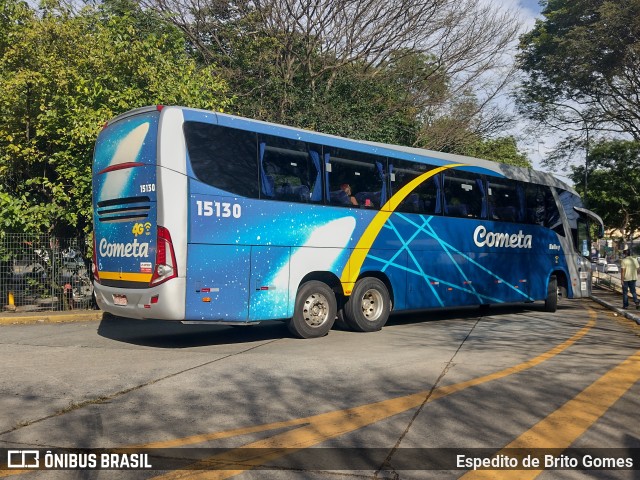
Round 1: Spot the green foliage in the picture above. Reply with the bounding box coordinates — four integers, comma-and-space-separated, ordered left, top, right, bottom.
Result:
0, 0, 531, 238
0, 0, 230, 236
463, 137, 531, 168
570, 140, 640, 239
517, 0, 640, 138
203, 22, 421, 145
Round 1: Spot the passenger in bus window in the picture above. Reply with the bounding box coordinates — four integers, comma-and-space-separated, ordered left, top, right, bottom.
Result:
340, 184, 359, 206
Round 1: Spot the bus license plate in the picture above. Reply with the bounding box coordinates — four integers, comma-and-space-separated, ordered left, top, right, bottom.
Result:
113, 294, 128, 306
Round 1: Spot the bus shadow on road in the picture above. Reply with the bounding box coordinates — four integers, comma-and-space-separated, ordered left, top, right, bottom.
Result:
97, 314, 292, 348
387, 301, 556, 326
97, 301, 563, 348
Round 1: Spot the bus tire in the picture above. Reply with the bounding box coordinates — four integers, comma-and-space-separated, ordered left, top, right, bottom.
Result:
343, 277, 390, 332
288, 281, 337, 338
544, 276, 558, 312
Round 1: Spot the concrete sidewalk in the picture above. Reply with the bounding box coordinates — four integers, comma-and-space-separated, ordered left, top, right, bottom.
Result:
0, 286, 638, 326
590, 284, 640, 325
0, 308, 104, 325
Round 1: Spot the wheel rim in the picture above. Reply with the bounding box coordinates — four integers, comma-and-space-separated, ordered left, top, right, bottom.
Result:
361, 288, 384, 322
302, 292, 330, 328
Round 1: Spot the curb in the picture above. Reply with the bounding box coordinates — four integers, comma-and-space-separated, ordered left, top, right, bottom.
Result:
590, 295, 640, 325
0, 311, 104, 326
1, 295, 638, 327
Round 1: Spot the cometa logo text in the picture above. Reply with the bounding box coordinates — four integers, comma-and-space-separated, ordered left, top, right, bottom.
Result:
99, 238, 150, 258
473, 225, 532, 249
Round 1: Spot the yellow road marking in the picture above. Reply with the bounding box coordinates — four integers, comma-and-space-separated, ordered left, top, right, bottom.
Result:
339, 163, 465, 293
150, 313, 596, 479
461, 347, 640, 480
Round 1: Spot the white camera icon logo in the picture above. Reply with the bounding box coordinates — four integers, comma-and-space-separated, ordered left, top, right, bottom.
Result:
7, 450, 40, 468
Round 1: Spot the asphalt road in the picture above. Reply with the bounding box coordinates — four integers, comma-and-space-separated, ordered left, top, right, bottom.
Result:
1, 297, 639, 479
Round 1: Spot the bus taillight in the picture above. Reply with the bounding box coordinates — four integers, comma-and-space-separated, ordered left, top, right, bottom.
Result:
151, 226, 177, 286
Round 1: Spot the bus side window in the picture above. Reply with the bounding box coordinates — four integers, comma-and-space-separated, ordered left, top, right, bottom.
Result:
487, 178, 523, 222
184, 122, 259, 198
390, 159, 441, 215
325, 148, 386, 209
524, 184, 564, 235
442, 171, 485, 219
524, 184, 544, 226
546, 188, 565, 236
258, 135, 320, 203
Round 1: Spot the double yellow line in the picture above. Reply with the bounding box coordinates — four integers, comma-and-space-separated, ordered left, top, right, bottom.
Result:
144, 308, 639, 480
4, 308, 638, 480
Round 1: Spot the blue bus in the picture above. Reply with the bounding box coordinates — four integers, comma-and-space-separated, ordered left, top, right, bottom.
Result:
92, 105, 603, 338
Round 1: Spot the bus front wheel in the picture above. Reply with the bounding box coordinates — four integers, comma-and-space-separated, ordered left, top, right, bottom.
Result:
343, 277, 390, 332
544, 276, 558, 312
288, 281, 337, 339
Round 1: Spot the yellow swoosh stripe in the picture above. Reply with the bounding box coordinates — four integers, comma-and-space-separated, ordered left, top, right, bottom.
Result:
339, 163, 466, 294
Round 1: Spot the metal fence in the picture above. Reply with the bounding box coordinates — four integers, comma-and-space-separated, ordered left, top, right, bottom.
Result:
592, 269, 623, 293
0, 233, 96, 312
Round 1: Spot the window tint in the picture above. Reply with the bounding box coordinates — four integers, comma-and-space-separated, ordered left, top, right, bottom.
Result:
326, 148, 386, 209
184, 122, 259, 198
389, 159, 441, 215
487, 178, 524, 222
557, 189, 584, 240
525, 184, 564, 235
259, 135, 322, 203
442, 170, 485, 219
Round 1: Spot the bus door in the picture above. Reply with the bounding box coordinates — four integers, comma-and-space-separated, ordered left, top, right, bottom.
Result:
249, 246, 290, 321
574, 206, 604, 297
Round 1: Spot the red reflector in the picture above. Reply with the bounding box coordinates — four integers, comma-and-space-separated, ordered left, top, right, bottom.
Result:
151, 295, 159, 304
97, 162, 144, 175
157, 105, 164, 111
260, 286, 269, 290
201, 288, 211, 293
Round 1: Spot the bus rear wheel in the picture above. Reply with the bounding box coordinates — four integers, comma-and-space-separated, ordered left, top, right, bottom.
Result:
343, 277, 390, 332
288, 281, 337, 339
544, 275, 558, 312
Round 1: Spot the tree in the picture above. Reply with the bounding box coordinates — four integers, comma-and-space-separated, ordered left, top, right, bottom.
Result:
146, 0, 523, 152
463, 137, 531, 168
570, 140, 640, 242
517, 0, 640, 141
0, 0, 230, 236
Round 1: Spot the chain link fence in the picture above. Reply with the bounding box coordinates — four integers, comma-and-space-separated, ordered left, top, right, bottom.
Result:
0, 233, 96, 312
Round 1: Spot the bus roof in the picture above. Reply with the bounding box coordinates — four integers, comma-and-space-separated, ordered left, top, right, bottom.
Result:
107, 105, 577, 195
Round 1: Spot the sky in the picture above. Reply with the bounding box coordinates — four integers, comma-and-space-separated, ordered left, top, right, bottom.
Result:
518, 0, 544, 18
485, 0, 568, 179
